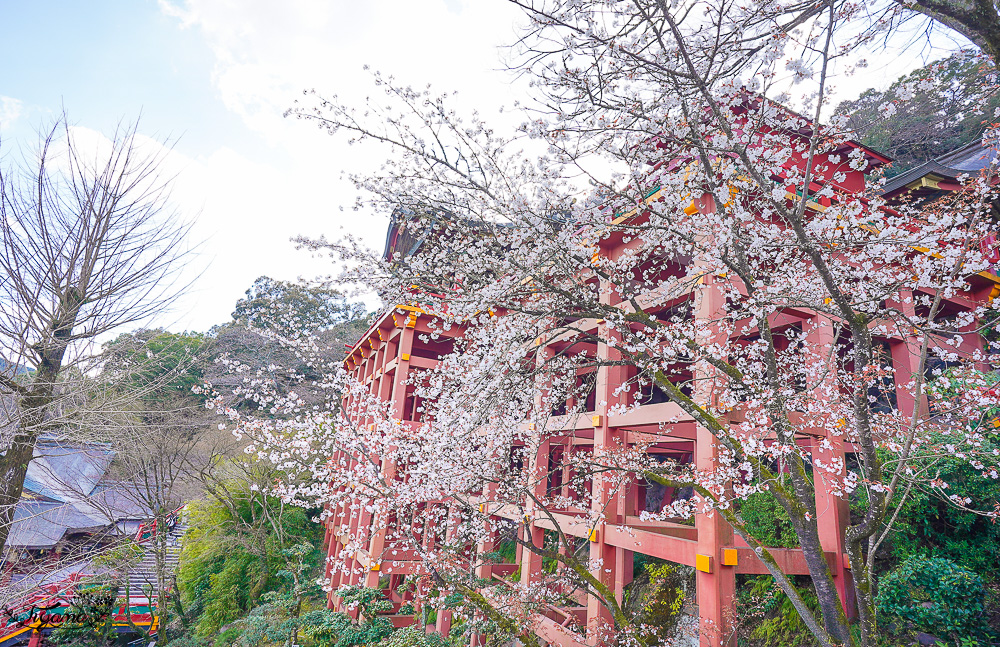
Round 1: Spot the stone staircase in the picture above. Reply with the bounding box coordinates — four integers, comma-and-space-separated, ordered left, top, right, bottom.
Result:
120, 518, 187, 600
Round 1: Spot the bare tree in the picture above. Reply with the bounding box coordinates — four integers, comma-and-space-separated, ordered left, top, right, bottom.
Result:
107, 413, 219, 647
0, 115, 193, 555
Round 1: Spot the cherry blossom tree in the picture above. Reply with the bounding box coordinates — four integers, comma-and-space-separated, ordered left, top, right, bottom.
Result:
213, 2, 1000, 646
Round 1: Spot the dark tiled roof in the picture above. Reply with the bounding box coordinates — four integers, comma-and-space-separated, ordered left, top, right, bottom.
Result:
883, 138, 1000, 195
22, 441, 114, 502
7, 500, 106, 549
937, 139, 1000, 171
8, 442, 152, 549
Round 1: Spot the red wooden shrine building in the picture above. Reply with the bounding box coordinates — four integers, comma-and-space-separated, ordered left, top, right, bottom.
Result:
322, 138, 1000, 646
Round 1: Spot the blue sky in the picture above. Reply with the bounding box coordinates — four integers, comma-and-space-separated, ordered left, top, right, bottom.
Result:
1, 0, 527, 332
0, 0, 966, 333
1, 1, 246, 154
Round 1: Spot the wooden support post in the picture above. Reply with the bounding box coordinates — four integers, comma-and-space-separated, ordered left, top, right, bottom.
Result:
691, 269, 736, 647
364, 325, 416, 590
587, 292, 633, 642
520, 437, 550, 589
888, 290, 928, 419
435, 505, 461, 636
471, 480, 499, 647
694, 423, 736, 647
807, 316, 855, 618
813, 432, 854, 617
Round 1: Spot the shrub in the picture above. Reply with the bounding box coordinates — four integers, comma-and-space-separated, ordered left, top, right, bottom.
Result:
739, 490, 798, 548
213, 627, 243, 647
736, 576, 820, 647
876, 555, 990, 641
623, 561, 690, 643
378, 626, 450, 647
889, 456, 1000, 583
166, 636, 213, 647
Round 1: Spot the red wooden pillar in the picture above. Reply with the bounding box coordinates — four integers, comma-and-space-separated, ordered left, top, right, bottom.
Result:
953, 312, 988, 374
693, 426, 735, 647
807, 315, 855, 617
435, 505, 461, 636
514, 524, 525, 568
523, 337, 552, 590
521, 437, 550, 588
587, 286, 632, 642
587, 414, 624, 640
345, 494, 365, 590
365, 323, 416, 589
343, 344, 372, 591
692, 271, 736, 647
471, 479, 499, 647
353, 338, 395, 585
888, 289, 928, 419
813, 432, 854, 616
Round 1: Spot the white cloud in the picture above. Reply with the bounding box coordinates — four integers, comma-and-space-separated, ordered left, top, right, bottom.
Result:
150, 0, 531, 330
160, 0, 526, 140
144, 138, 364, 331
0, 96, 23, 131
150, 1, 949, 333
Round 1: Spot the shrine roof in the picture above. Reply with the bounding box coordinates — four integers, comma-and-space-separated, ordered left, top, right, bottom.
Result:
883, 138, 1000, 196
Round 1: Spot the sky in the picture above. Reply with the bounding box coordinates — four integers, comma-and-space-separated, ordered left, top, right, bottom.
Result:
0, 0, 971, 333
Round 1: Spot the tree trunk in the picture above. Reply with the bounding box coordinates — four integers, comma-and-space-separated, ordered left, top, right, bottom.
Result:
249, 542, 270, 602
0, 297, 76, 554
903, 0, 1000, 67
0, 434, 37, 556
156, 511, 170, 647
794, 514, 853, 645
0, 371, 60, 555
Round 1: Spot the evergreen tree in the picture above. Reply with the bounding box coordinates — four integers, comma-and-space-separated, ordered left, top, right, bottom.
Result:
835, 49, 1000, 176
